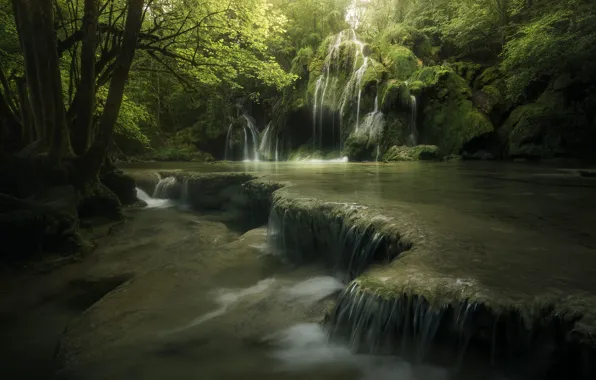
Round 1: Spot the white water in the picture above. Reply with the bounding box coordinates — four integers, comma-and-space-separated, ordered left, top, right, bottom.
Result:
281, 276, 344, 304
270, 323, 449, 380
259, 122, 279, 161
223, 112, 260, 161
172, 278, 276, 332
153, 176, 178, 199
136, 188, 174, 209
409, 95, 418, 146
312, 29, 371, 154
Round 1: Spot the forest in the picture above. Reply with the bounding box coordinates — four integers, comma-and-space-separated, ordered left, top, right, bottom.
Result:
1, 0, 596, 255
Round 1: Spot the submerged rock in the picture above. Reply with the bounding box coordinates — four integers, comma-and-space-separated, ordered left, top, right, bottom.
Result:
383, 145, 441, 162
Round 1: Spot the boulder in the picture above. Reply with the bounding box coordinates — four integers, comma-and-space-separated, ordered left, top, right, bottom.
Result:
409, 66, 494, 154
383, 145, 441, 162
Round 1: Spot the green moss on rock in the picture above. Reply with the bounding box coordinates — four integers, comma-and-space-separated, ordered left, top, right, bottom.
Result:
500, 91, 593, 159
384, 45, 419, 81
381, 80, 411, 112
383, 145, 441, 162
410, 66, 494, 154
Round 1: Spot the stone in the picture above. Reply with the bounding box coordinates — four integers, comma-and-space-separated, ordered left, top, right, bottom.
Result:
382, 145, 441, 162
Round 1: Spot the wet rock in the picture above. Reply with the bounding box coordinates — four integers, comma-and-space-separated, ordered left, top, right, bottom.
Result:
0, 187, 81, 258
101, 170, 137, 205
383, 145, 441, 162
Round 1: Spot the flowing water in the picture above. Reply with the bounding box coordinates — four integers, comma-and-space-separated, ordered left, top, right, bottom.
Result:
5, 161, 595, 379
224, 113, 260, 161
409, 95, 418, 146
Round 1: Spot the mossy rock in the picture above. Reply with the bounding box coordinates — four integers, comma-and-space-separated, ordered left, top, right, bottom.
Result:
344, 134, 377, 162
448, 61, 482, 87
473, 66, 505, 91
501, 91, 594, 159
410, 66, 494, 154
383, 145, 441, 162
288, 144, 325, 161
473, 85, 501, 115
381, 80, 411, 112
383, 45, 419, 81
379, 25, 433, 63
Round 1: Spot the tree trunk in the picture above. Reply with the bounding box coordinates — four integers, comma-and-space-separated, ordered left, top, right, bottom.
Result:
71, 0, 99, 155
12, 0, 73, 161
84, 0, 145, 178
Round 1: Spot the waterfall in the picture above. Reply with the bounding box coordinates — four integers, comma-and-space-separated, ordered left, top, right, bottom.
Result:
153, 176, 179, 199
259, 122, 278, 161
311, 29, 371, 153
224, 123, 233, 160
409, 95, 418, 146
356, 95, 385, 160
242, 114, 259, 161
242, 127, 249, 161
275, 138, 279, 162
223, 112, 260, 161
136, 187, 174, 209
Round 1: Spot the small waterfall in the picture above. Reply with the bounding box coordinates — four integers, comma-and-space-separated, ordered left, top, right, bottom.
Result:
243, 127, 249, 160
223, 112, 260, 161
153, 176, 179, 199
242, 114, 259, 161
224, 123, 233, 160
354, 57, 369, 131
409, 95, 418, 146
355, 95, 385, 160
275, 138, 279, 162
258, 122, 278, 161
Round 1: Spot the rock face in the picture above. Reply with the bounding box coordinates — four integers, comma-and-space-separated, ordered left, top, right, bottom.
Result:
500, 88, 595, 159
0, 187, 81, 258
409, 66, 495, 155
382, 145, 441, 161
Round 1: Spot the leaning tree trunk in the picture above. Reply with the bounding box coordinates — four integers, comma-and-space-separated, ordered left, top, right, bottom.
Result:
84, 0, 145, 179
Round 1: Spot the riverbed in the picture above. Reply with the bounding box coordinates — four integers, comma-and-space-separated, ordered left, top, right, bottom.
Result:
1, 161, 595, 379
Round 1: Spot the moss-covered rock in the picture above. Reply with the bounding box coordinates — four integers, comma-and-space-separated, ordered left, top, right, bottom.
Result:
380, 80, 411, 112
383, 45, 419, 81
344, 134, 377, 162
500, 90, 594, 159
288, 144, 325, 161
379, 25, 434, 63
382, 145, 441, 162
448, 61, 482, 87
410, 66, 494, 154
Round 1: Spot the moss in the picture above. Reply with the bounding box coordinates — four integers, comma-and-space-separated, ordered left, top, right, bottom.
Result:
381, 80, 410, 112
473, 85, 501, 115
383, 145, 441, 162
288, 144, 325, 161
379, 24, 433, 62
409, 66, 494, 154
384, 45, 419, 81
473, 66, 504, 91
344, 134, 376, 162
448, 61, 482, 87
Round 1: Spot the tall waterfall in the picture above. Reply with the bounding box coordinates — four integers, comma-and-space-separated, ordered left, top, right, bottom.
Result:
409, 95, 418, 146
223, 112, 260, 161
311, 29, 371, 153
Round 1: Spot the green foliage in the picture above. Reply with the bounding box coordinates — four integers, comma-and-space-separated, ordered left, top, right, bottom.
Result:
501, 4, 596, 100
383, 45, 419, 80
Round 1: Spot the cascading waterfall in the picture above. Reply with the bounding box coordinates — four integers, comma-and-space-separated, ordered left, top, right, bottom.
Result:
353, 92, 385, 161
409, 95, 418, 146
311, 29, 371, 154
223, 112, 260, 161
